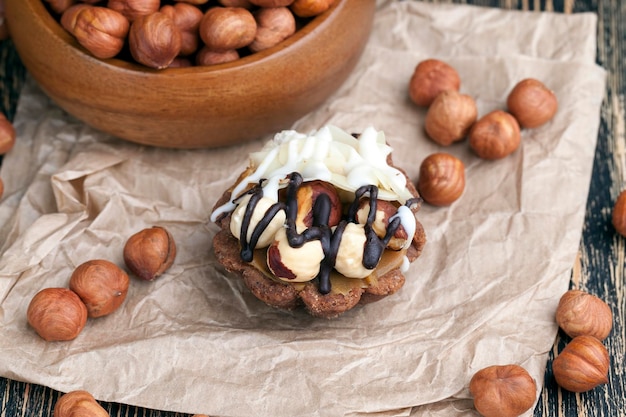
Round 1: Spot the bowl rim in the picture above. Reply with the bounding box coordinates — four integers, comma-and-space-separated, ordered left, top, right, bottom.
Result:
27, 0, 348, 75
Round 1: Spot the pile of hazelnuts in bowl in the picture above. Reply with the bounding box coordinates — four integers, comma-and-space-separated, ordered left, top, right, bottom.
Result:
42, 0, 335, 69
410, 58, 558, 207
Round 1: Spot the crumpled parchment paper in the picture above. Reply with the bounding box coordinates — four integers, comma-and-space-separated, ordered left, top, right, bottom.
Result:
0, 1, 606, 416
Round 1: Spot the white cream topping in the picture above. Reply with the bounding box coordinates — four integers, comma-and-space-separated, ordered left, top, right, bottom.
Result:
210, 125, 414, 223
390, 205, 417, 250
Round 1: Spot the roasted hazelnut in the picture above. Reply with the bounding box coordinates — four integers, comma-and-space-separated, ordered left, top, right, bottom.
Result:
169, 56, 193, 68
69, 259, 130, 318
160, 2, 203, 56
196, 47, 240, 66
469, 364, 537, 417
217, 0, 253, 6
552, 335, 609, 392
174, 0, 209, 4
129, 12, 182, 69
0, 113, 16, 155
290, 0, 335, 18
124, 226, 177, 281
295, 180, 342, 230
62, 5, 130, 59
267, 227, 324, 282
355, 199, 408, 250
417, 152, 465, 206
54, 390, 110, 417
611, 189, 626, 237
44, 0, 77, 15
424, 90, 477, 146
250, 0, 294, 6
556, 290, 612, 341
409, 59, 461, 107
199, 7, 256, 51
27, 288, 88, 341
107, 0, 160, 22
507, 78, 558, 128
249, 7, 296, 53
468, 110, 521, 160
60, 3, 90, 32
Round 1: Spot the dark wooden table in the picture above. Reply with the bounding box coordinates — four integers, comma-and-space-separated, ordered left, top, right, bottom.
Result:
1, 0, 624, 416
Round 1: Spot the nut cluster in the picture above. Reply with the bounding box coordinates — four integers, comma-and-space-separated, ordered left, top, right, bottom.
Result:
466, 291, 613, 416
27, 226, 176, 341
409, 58, 558, 206
45, 0, 336, 69
552, 289, 612, 393
229, 177, 414, 284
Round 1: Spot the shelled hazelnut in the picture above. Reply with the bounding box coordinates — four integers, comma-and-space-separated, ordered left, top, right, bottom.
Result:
69, 259, 130, 318
199, 6, 256, 51
160, 2, 203, 56
62, 5, 130, 59
195, 46, 239, 65
294, 180, 342, 229
424, 90, 477, 146
290, 0, 334, 18
54, 390, 110, 417
507, 78, 558, 128
556, 289, 612, 341
552, 335, 609, 392
0, 113, 16, 154
129, 11, 182, 69
27, 287, 88, 341
468, 110, 521, 160
250, 0, 293, 6
417, 152, 465, 206
469, 364, 537, 417
124, 226, 177, 281
44, 0, 77, 14
218, 0, 252, 7
355, 199, 409, 250
409, 59, 461, 107
249, 6, 296, 53
611, 189, 626, 237
107, 0, 160, 22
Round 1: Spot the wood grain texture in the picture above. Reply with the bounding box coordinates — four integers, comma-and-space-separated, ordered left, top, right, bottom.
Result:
0, 0, 624, 416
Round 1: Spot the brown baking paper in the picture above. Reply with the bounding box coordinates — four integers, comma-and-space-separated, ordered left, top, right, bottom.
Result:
0, 2, 606, 416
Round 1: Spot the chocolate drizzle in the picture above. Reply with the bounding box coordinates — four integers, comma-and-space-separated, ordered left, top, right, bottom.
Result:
235, 172, 412, 295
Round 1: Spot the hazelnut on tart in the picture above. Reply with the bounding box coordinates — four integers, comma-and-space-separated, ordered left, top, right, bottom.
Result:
210, 126, 426, 318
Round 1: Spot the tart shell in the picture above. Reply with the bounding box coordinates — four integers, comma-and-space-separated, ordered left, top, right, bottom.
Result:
211, 161, 426, 318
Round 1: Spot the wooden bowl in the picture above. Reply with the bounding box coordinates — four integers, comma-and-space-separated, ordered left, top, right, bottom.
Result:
4, 0, 375, 148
